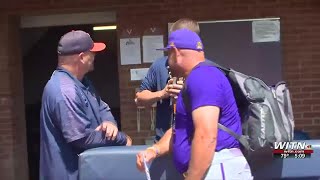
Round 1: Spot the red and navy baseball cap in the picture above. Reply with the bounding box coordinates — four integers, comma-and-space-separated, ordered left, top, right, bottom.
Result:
157, 28, 204, 51
57, 30, 106, 55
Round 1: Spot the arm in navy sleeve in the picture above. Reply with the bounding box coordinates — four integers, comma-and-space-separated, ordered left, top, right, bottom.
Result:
99, 99, 117, 125
139, 61, 158, 91
136, 60, 167, 106
53, 91, 126, 152
85, 78, 118, 125
71, 131, 127, 152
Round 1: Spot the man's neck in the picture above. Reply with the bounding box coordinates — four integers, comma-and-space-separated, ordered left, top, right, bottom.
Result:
59, 65, 85, 81
184, 58, 205, 77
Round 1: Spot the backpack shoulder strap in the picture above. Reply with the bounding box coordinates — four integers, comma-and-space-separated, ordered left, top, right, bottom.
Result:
182, 73, 250, 151
188, 60, 230, 75
205, 60, 230, 72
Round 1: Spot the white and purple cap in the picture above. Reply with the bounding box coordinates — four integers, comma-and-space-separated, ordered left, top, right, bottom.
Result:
157, 28, 204, 51
57, 30, 106, 55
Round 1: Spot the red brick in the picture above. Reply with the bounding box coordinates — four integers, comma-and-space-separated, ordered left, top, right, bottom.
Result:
302, 125, 320, 132
313, 119, 320, 125
126, 130, 154, 138
302, 86, 320, 92
132, 137, 147, 145
300, 72, 320, 79
312, 92, 320, 98
0, 0, 320, 179
292, 99, 303, 105
313, 105, 320, 111
285, 65, 302, 73
295, 119, 313, 125
288, 87, 301, 93
293, 113, 302, 119
303, 99, 320, 105
292, 93, 312, 99
303, 112, 320, 118
285, 73, 300, 80
290, 79, 320, 87
293, 105, 312, 113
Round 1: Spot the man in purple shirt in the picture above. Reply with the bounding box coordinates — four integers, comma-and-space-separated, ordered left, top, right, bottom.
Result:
40, 30, 132, 180
136, 29, 252, 179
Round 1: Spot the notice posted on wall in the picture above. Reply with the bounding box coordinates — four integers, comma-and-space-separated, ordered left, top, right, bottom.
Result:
252, 20, 280, 43
120, 37, 141, 65
130, 68, 149, 81
142, 35, 164, 63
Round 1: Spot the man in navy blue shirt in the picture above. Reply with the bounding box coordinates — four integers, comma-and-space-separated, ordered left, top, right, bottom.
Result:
40, 30, 132, 180
135, 18, 200, 142
135, 18, 209, 142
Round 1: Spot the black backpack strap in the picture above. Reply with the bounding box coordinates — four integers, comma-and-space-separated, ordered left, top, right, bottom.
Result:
188, 60, 231, 76
205, 60, 230, 72
217, 123, 250, 150
182, 73, 251, 151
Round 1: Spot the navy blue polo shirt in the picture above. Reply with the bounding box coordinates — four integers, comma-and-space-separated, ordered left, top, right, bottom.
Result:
140, 56, 172, 141
39, 68, 124, 180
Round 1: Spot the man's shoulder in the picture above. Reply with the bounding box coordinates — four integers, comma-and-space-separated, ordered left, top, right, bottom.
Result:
186, 62, 228, 90
190, 62, 223, 78
204, 58, 212, 63
43, 73, 79, 101
150, 56, 168, 68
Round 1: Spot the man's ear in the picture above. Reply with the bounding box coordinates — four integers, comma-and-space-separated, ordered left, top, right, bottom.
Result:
173, 47, 181, 62
78, 52, 85, 63
173, 47, 180, 56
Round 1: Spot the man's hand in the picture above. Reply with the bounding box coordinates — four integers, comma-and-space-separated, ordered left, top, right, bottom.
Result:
161, 78, 184, 99
136, 128, 172, 171
95, 121, 118, 140
126, 135, 132, 146
136, 148, 158, 172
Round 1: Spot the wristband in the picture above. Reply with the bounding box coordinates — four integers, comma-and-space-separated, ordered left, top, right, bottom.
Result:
146, 146, 160, 157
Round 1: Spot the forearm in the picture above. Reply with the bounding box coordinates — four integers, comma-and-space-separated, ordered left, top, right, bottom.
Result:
70, 130, 127, 152
103, 119, 117, 126
99, 102, 117, 126
186, 129, 217, 179
135, 90, 165, 106
153, 128, 173, 156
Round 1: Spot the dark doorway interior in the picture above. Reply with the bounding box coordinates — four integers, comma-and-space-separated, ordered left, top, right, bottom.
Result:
20, 24, 119, 180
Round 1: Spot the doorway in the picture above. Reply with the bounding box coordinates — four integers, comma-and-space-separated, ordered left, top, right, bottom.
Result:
20, 23, 120, 180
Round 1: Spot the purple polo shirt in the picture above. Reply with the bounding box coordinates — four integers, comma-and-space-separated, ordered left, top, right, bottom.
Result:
172, 62, 242, 173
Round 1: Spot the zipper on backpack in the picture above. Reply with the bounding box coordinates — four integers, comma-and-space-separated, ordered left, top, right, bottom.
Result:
272, 88, 277, 99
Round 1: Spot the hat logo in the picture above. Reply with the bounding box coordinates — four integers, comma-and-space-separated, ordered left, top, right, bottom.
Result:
196, 42, 203, 49
169, 42, 175, 47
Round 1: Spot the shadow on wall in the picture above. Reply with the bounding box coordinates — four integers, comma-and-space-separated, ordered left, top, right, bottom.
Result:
294, 130, 311, 140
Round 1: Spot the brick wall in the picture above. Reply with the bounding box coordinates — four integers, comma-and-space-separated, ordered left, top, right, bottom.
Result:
0, 14, 29, 180
115, 0, 320, 141
279, 1, 320, 137
0, 0, 319, 179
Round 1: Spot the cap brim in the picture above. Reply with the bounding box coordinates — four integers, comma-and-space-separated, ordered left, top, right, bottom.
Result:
90, 42, 106, 52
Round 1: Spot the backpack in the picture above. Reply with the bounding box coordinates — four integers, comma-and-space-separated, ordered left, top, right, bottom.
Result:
182, 61, 295, 172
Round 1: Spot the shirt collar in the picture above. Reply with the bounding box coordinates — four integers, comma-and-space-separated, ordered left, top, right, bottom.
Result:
55, 67, 89, 90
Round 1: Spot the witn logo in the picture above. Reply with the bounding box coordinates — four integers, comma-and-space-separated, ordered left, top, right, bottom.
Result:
274, 142, 311, 150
